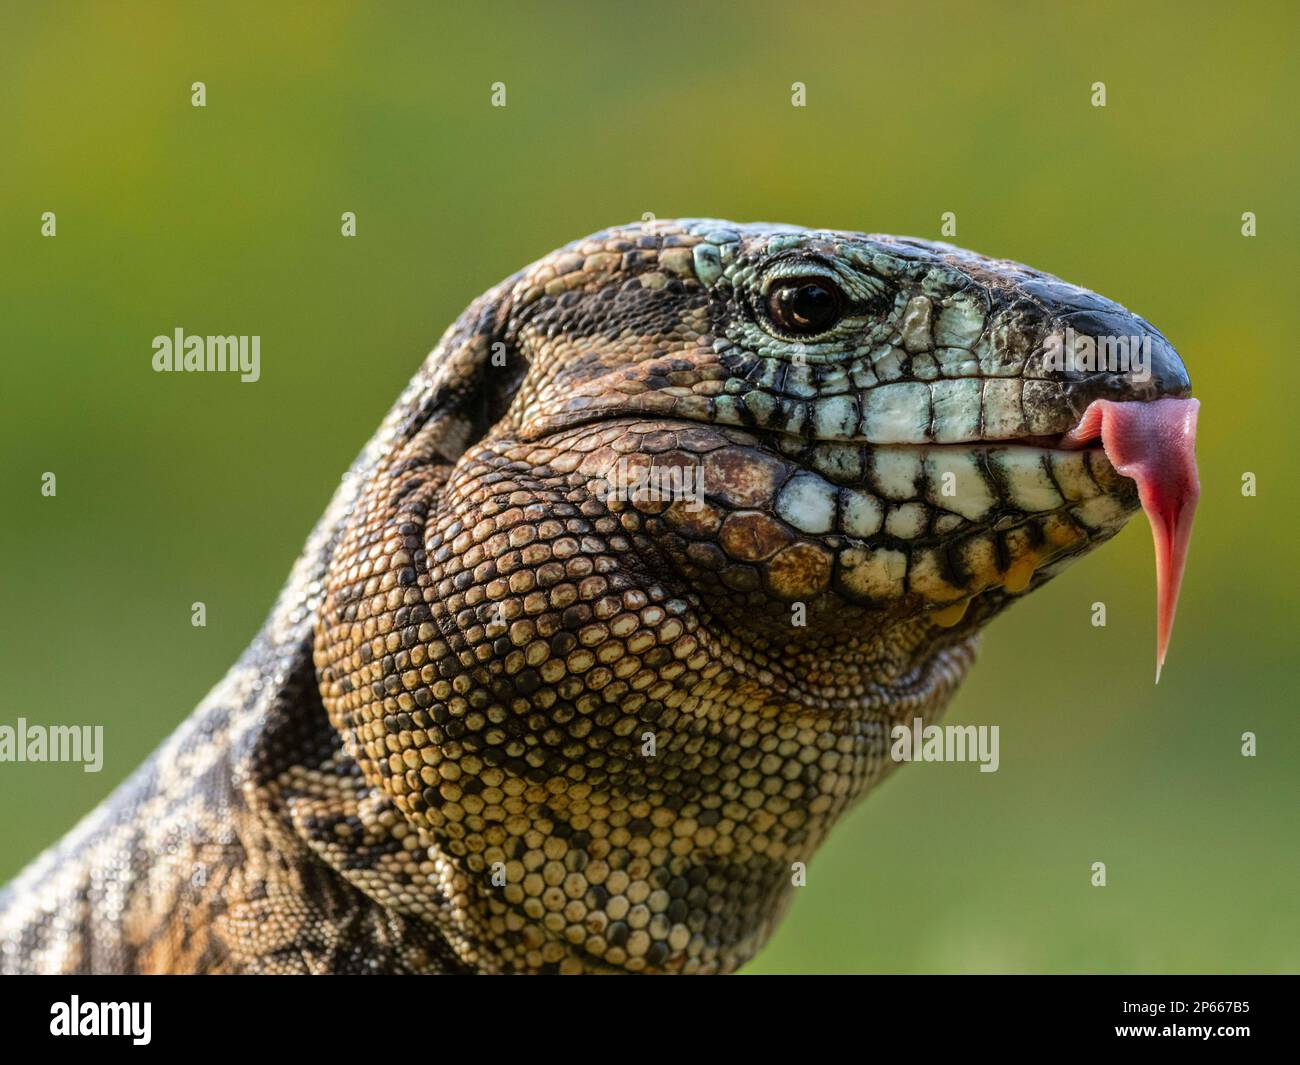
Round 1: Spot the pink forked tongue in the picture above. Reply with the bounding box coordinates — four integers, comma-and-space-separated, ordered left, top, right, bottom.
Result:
1062, 398, 1201, 683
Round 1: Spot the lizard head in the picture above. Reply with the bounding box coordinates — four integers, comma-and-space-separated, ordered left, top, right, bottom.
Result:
505, 220, 1194, 643
314, 219, 1196, 972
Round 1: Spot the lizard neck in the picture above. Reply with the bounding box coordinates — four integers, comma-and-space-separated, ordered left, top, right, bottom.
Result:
312, 429, 982, 972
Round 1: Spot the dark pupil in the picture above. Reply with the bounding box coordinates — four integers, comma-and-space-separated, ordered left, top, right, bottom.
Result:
772, 282, 839, 334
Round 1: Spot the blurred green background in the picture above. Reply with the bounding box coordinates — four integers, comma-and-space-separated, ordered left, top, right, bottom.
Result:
1, 1, 1296, 973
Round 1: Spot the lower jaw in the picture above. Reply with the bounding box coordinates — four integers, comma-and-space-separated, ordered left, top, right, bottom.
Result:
534, 414, 1138, 623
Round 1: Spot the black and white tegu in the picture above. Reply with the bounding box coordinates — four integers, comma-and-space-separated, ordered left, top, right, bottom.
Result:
0, 220, 1200, 974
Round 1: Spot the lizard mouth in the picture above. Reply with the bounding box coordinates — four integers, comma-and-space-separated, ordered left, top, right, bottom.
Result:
984, 431, 1070, 449
535, 393, 1199, 677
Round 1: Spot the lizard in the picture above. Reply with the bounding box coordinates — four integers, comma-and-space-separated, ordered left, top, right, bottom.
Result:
0, 219, 1200, 974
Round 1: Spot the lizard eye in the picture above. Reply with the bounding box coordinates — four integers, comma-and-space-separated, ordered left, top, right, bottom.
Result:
765, 278, 844, 336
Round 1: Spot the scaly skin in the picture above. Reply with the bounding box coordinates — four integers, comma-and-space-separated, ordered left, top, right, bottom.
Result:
0, 220, 1191, 973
